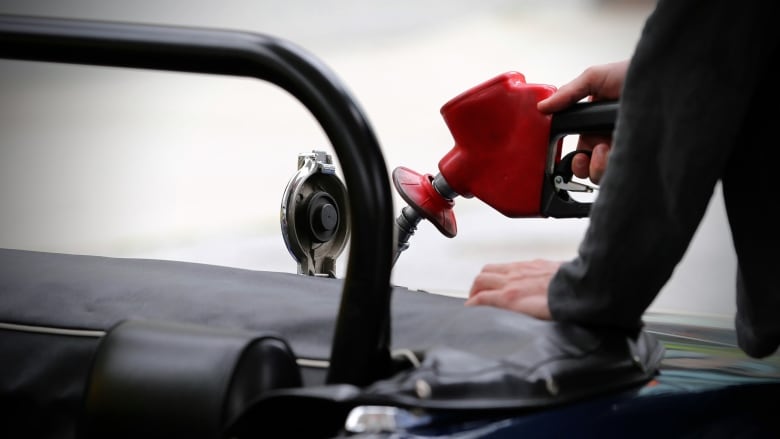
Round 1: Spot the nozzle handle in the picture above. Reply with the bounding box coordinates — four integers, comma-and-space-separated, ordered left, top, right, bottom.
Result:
550, 100, 619, 139
541, 100, 618, 218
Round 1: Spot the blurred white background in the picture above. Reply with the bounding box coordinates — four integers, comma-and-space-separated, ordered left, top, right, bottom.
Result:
0, 0, 737, 318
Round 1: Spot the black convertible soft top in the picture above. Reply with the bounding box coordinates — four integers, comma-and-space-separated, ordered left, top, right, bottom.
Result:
0, 248, 662, 438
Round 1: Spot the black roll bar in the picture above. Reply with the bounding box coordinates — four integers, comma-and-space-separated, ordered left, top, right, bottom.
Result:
0, 14, 394, 386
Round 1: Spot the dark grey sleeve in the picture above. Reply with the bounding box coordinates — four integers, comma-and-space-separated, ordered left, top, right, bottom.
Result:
548, 0, 780, 335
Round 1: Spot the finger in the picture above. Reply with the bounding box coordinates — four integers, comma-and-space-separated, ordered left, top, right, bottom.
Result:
464, 288, 504, 307
577, 133, 610, 151
571, 152, 591, 180
479, 262, 512, 274
539, 64, 614, 114
537, 81, 590, 114
468, 272, 506, 298
590, 143, 610, 184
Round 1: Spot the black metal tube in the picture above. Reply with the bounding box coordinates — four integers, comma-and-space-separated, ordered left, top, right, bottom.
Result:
393, 206, 422, 266
0, 14, 394, 386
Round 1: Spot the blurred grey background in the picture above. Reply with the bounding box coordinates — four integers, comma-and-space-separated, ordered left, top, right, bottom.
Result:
0, 1, 737, 318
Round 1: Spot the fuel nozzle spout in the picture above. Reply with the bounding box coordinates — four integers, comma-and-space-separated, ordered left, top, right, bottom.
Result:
392, 169, 459, 265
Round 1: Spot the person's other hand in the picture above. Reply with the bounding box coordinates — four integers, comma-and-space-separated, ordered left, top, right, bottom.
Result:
465, 259, 562, 320
537, 60, 629, 184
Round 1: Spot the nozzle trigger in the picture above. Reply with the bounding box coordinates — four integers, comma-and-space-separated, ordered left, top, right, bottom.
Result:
553, 150, 598, 193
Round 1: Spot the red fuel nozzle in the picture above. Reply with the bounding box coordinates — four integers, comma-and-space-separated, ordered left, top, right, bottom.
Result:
393, 72, 555, 263
437, 71, 557, 216
392, 71, 617, 264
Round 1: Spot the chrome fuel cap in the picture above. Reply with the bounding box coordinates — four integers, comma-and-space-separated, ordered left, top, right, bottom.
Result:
280, 150, 350, 277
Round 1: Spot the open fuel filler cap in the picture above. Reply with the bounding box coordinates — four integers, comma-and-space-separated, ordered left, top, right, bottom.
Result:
281, 150, 350, 277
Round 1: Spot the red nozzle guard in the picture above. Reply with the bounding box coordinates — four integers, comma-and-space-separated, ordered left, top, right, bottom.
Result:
437, 72, 557, 218
392, 166, 457, 238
